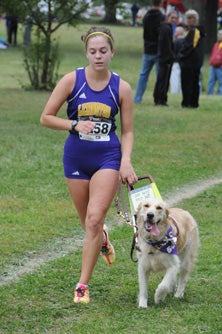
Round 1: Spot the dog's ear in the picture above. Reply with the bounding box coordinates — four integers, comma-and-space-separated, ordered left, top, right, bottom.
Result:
136, 202, 142, 213
166, 208, 170, 217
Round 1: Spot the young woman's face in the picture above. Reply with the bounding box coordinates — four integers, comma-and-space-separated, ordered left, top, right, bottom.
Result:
86, 36, 114, 71
168, 13, 178, 25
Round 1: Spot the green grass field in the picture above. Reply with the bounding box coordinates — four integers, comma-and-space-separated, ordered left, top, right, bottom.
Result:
0, 20, 222, 333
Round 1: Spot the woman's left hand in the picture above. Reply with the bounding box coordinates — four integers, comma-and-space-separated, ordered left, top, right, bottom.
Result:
119, 160, 138, 185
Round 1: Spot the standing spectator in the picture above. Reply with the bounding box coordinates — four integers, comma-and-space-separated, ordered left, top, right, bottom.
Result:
8, 14, 18, 46
178, 10, 205, 108
5, 14, 11, 44
131, 3, 140, 26
23, 16, 32, 47
134, 0, 165, 103
217, 8, 222, 29
153, 10, 178, 106
207, 30, 222, 95
170, 25, 185, 94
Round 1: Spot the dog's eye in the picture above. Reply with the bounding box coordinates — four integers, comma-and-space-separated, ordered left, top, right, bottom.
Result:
156, 206, 162, 210
144, 204, 150, 208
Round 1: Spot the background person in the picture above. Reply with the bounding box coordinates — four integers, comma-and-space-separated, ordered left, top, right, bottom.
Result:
207, 30, 222, 95
217, 8, 222, 29
23, 15, 32, 47
178, 10, 205, 108
134, 0, 165, 103
153, 10, 178, 106
131, 3, 140, 26
40, 26, 137, 304
5, 14, 11, 44
170, 25, 185, 94
7, 14, 18, 46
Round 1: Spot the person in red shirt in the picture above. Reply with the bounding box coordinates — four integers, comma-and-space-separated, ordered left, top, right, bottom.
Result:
207, 30, 222, 95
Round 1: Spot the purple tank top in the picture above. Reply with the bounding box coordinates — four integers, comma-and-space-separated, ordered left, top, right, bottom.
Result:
67, 67, 120, 132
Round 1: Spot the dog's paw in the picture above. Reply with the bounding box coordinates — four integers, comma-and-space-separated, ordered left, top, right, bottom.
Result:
154, 286, 168, 304
138, 302, 148, 308
138, 298, 148, 308
174, 290, 184, 298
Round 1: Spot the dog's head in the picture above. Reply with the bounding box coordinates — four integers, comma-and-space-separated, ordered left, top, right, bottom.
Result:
136, 198, 169, 239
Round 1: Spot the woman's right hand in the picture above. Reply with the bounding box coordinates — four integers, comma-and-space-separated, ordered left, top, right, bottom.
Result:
75, 120, 96, 134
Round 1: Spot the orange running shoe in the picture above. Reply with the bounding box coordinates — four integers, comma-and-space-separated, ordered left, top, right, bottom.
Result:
74, 284, 90, 304
100, 225, 115, 265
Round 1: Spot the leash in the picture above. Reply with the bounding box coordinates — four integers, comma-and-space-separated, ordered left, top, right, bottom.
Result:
114, 181, 133, 226
130, 229, 140, 263
115, 181, 140, 262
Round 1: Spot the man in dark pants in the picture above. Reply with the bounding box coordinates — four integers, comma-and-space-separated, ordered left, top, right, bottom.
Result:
178, 10, 205, 108
8, 15, 18, 46
153, 11, 178, 106
134, 0, 165, 103
131, 3, 140, 26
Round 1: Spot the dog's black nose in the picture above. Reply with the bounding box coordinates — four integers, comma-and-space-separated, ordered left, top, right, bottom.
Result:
147, 213, 154, 220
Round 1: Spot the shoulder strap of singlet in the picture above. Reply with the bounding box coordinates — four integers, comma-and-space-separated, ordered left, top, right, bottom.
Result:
108, 72, 120, 110
67, 67, 86, 103
67, 68, 120, 109
108, 84, 119, 110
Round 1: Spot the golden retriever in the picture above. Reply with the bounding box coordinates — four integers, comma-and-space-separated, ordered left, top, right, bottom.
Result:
136, 198, 199, 308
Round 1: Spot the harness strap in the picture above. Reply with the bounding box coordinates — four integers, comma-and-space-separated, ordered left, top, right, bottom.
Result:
168, 215, 180, 238
130, 232, 141, 262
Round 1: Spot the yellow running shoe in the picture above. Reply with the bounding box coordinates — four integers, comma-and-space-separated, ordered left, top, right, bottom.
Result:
74, 284, 90, 304
100, 225, 115, 265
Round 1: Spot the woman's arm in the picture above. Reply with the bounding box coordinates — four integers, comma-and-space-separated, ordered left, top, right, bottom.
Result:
119, 79, 138, 185
40, 71, 76, 131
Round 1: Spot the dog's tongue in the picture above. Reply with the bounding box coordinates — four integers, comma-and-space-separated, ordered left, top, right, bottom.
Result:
150, 223, 160, 237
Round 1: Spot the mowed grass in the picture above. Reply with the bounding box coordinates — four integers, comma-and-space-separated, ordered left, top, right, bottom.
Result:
0, 20, 222, 333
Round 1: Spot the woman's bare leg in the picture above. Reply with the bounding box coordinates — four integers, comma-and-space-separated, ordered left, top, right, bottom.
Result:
66, 169, 119, 285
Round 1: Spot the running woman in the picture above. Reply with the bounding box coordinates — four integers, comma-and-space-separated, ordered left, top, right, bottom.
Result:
40, 26, 138, 304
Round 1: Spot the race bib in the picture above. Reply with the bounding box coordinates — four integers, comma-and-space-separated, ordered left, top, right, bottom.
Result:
79, 117, 111, 142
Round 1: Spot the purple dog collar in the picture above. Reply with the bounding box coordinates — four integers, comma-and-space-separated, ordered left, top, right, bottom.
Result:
145, 226, 178, 255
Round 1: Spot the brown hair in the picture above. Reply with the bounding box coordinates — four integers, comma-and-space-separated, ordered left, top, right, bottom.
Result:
81, 26, 114, 50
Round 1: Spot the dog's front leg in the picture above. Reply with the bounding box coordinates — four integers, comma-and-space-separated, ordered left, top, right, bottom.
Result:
154, 264, 179, 304
138, 259, 149, 308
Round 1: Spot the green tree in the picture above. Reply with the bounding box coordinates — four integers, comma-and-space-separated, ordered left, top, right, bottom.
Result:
103, 0, 118, 23
0, 0, 90, 90
205, 0, 218, 53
